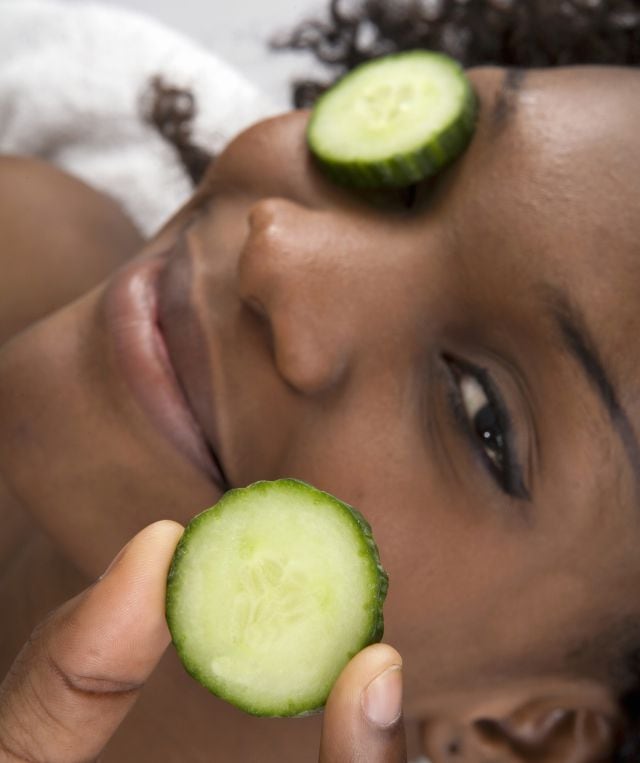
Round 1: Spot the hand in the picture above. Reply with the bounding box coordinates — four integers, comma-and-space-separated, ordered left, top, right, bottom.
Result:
0, 520, 183, 762
0, 521, 406, 762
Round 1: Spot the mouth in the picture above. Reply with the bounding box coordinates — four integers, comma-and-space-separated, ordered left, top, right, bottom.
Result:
103, 250, 229, 491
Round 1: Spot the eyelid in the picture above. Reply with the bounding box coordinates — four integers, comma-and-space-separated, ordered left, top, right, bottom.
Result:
442, 354, 530, 501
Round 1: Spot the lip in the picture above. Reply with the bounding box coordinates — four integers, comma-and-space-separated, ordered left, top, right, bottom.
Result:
103, 251, 227, 490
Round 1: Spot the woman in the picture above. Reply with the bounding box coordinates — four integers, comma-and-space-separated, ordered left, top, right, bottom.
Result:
1, 1, 640, 761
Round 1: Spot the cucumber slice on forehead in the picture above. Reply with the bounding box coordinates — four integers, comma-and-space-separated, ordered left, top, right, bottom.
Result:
307, 50, 477, 188
166, 479, 388, 717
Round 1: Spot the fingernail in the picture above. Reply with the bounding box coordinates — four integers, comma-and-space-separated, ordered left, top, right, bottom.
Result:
362, 664, 403, 728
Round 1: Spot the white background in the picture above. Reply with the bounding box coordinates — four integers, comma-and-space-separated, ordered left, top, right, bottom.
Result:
70, 0, 330, 107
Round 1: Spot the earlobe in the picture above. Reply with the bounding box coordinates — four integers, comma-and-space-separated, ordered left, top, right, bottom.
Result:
422, 697, 619, 762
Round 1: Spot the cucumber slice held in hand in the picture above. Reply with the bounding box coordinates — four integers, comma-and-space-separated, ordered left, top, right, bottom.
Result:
307, 49, 477, 188
166, 478, 388, 717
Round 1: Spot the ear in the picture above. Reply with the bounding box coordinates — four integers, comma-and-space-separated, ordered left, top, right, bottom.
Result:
421, 691, 620, 762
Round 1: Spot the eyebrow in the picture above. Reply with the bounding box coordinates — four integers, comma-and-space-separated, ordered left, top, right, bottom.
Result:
547, 288, 640, 487
491, 67, 527, 133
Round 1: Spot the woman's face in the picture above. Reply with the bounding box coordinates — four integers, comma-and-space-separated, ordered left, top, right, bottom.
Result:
2, 66, 640, 720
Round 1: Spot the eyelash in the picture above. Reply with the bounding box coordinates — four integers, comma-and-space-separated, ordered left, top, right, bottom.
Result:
442, 355, 529, 500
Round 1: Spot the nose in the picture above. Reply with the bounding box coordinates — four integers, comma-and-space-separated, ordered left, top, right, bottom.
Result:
238, 197, 358, 395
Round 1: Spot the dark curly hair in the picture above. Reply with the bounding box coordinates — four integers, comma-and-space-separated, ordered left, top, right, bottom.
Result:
142, 75, 214, 186
144, 0, 640, 178
274, 0, 640, 106
143, 4, 640, 759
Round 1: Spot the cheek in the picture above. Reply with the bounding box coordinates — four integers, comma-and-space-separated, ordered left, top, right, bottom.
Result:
0, 292, 218, 578
387, 504, 596, 717
372, 480, 549, 712
261, 389, 530, 705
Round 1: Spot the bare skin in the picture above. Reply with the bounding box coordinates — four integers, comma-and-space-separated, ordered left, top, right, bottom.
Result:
0, 155, 406, 763
2, 66, 640, 762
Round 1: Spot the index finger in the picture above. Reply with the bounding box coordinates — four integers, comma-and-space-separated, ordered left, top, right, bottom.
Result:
0, 520, 183, 763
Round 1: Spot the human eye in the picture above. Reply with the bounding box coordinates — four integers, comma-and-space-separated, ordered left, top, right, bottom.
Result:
442, 355, 529, 500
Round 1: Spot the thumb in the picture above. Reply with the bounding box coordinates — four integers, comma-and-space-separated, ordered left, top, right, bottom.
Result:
319, 643, 406, 762
0, 520, 183, 763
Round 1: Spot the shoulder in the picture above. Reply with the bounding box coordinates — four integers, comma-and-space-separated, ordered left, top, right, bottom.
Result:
0, 155, 143, 343
0, 154, 142, 238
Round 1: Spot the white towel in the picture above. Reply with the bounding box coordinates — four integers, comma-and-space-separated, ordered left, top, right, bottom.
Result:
0, 0, 279, 235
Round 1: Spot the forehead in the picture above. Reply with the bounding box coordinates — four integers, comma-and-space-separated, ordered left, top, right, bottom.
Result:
462, 66, 640, 245
448, 66, 640, 361
474, 67, 637, 212
426, 66, 640, 535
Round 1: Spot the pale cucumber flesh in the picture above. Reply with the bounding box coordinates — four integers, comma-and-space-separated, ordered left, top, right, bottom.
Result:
307, 50, 477, 188
166, 479, 388, 717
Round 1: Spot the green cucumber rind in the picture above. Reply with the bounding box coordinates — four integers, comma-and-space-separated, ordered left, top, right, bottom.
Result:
165, 478, 388, 717
307, 50, 478, 188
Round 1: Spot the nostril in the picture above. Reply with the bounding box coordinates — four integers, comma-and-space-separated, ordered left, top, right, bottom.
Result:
243, 294, 268, 321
